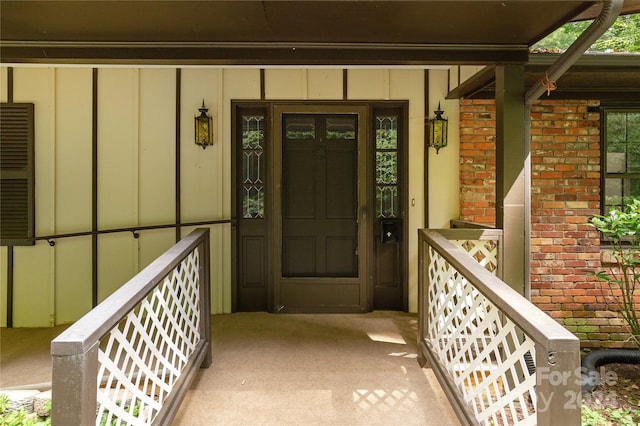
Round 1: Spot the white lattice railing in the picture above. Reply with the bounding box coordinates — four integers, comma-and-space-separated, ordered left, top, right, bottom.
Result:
51, 229, 211, 425
418, 229, 580, 426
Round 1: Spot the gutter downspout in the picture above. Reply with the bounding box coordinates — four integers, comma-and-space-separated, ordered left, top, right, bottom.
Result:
520, 0, 623, 299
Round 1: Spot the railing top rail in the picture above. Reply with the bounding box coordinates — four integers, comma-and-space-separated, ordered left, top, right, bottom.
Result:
434, 228, 503, 241
51, 228, 210, 356
421, 228, 578, 348
449, 219, 495, 230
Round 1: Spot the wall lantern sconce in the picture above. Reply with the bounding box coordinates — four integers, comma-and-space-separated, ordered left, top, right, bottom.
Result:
194, 100, 213, 149
427, 102, 448, 154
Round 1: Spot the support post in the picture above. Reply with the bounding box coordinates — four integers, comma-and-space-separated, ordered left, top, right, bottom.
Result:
495, 64, 527, 296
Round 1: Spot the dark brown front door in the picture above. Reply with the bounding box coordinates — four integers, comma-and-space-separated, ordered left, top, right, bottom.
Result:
233, 102, 406, 313
273, 105, 369, 312
282, 114, 358, 278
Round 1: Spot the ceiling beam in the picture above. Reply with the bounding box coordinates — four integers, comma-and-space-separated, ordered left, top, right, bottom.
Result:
0, 43, 530, 66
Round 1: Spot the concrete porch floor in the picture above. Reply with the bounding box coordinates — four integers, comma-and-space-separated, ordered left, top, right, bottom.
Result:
1, 311, 459, 425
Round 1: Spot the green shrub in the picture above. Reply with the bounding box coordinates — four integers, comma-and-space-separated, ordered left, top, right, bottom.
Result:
0, 393, 51, 426
589, 199, 640, 349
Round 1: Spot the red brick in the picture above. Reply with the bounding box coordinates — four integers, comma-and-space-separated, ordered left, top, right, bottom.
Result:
458, 99, 627, 347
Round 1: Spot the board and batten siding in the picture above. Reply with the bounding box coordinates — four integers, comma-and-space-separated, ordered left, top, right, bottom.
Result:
0, 66, 462, 327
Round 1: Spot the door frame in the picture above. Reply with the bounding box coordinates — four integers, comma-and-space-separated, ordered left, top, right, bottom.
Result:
231, 100, 408, 313
272, 104, 370, 313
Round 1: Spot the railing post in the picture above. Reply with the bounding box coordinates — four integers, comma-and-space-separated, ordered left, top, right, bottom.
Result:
51, 341, 99, 425
199, 231, 212, 368
535, 341, 581, 425
417, 232, 428, 367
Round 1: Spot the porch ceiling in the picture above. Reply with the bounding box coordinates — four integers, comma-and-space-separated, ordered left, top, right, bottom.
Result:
1, 1, 638, 65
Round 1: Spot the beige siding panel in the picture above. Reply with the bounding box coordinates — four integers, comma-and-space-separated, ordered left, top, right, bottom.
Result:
54, 68, 93, 324
264, 69, 305, 99
307, 69, 343, 100
137, 69, 177, 303
180, 68, 220, 222
459, 65, 486, 85
97, 68, 138, 301
209, 224, 225, 314
55, 237, 92, 324
139, 68, 176, 226
136, 76, 177, 276
209, 225, 231, 314
347, 69, 388, 99
98, 68, 138, 229
389, 69, 424, 313
12, 68, 55, 327
55, 68, 92, 232
97, 233, 137, 303
222, 68, 261, 102
13, 244, 53, 326
449, 67, 460, 89
0, 66, 7, 102
180, 69, 225, 313
138, 229, 175, 270
428, 69, 459, 228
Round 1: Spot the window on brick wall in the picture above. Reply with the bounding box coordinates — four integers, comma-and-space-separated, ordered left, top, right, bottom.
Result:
603, 109, 640, 214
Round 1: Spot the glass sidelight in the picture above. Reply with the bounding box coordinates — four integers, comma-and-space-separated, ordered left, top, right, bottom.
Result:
242, 115, 265, 219
236, 110, 269, 312
375, 115, 399, 219
373, 109, 404, 311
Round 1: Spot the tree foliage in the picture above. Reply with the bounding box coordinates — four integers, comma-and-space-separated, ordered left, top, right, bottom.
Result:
533, 14, 640, 53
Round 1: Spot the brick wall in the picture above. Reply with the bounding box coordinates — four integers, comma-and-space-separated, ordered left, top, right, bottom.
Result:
459, 99, 635, 349
459, 99, 497, 225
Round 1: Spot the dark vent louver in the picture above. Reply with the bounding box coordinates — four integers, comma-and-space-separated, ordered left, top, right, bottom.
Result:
1, 106, 30, 169
1, 103, 35, 245
0, 180, 29, 238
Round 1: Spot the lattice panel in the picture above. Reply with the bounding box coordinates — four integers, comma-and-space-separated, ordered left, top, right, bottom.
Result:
426, 246, 537, 426
96, 249, 201, 425
452, 239, 499, 274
